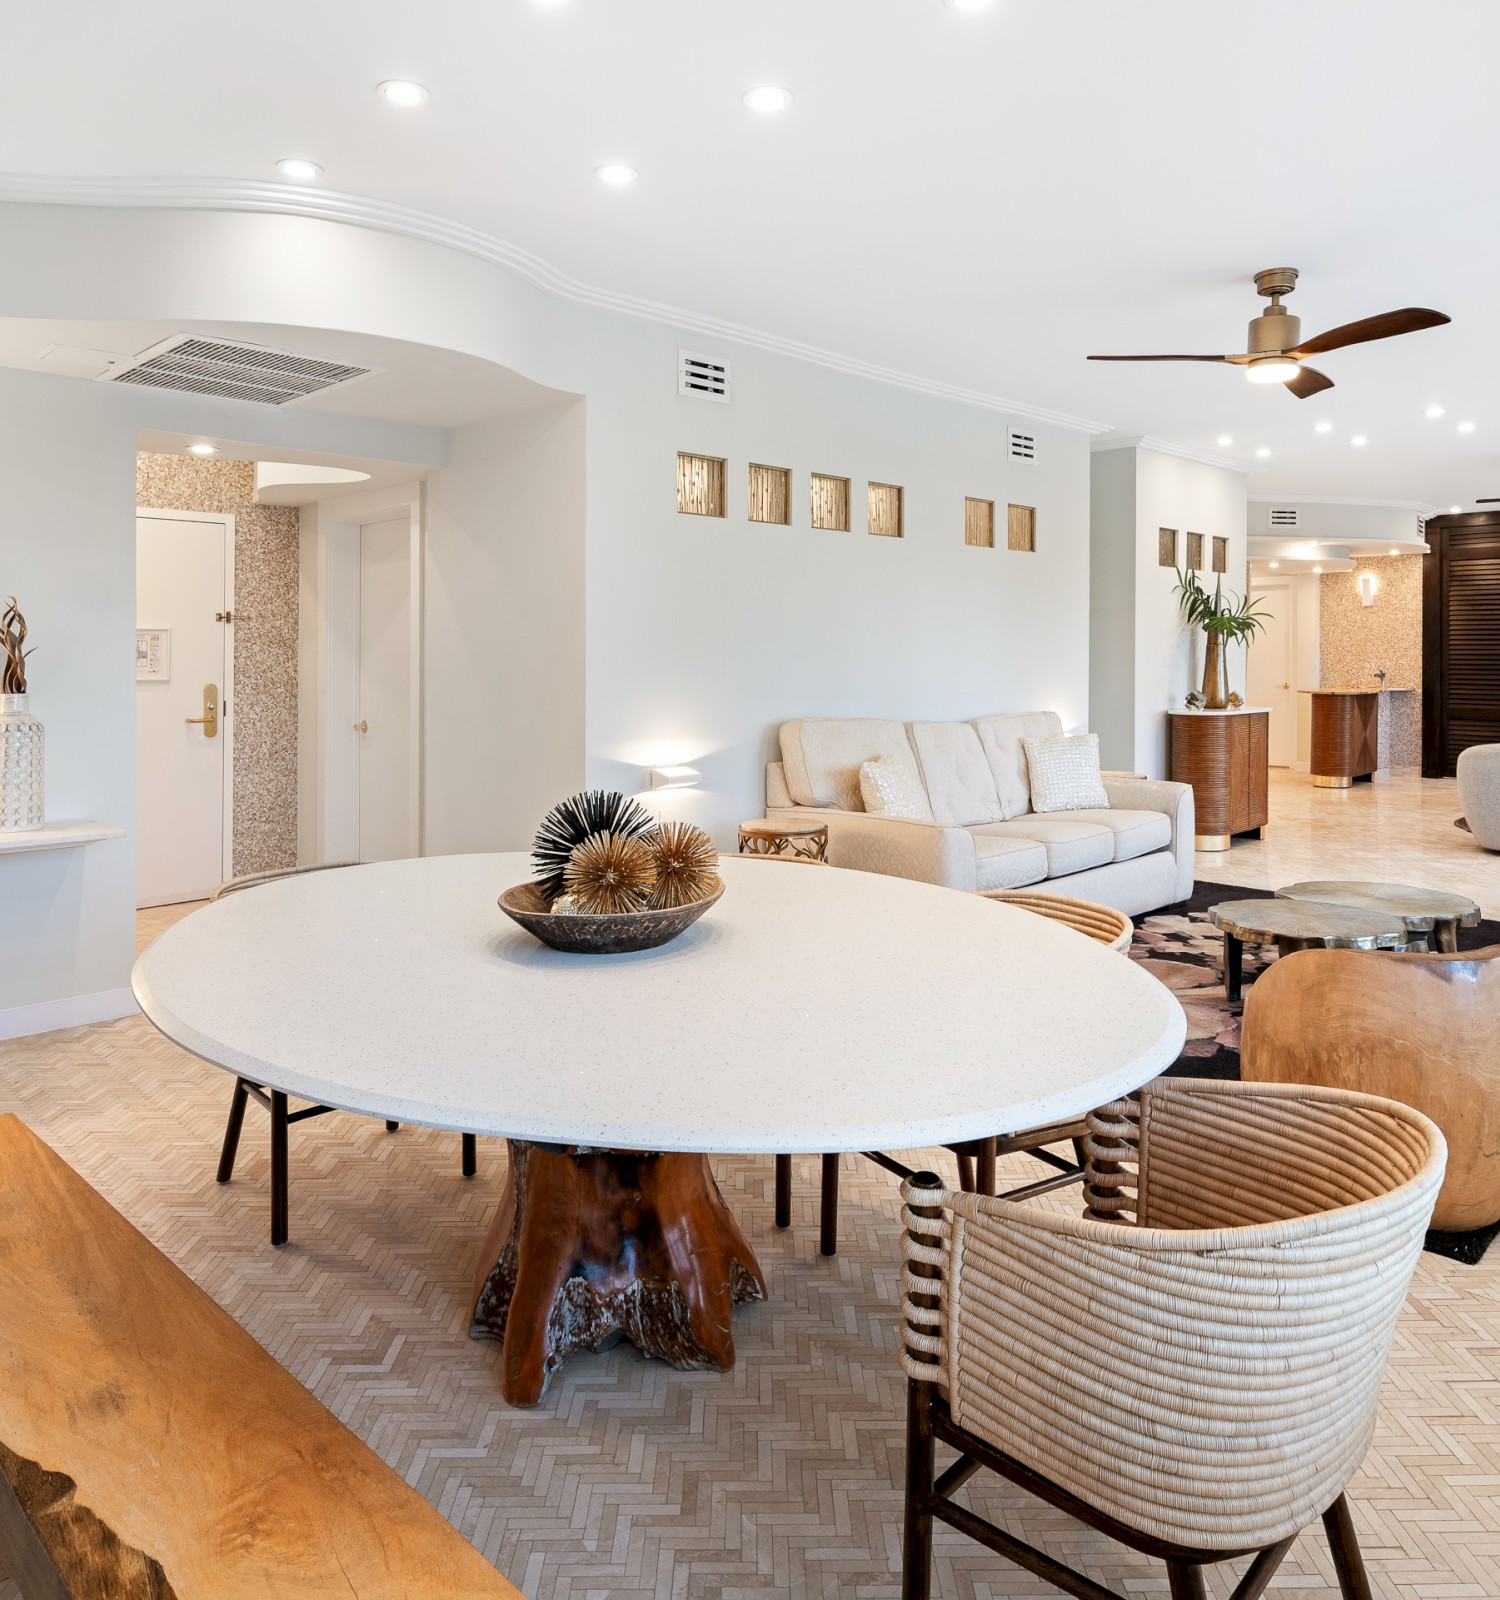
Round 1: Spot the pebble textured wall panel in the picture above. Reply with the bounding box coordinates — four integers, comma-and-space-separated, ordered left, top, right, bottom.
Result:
136, 454, 299, 875
1321, 556, 1422, 769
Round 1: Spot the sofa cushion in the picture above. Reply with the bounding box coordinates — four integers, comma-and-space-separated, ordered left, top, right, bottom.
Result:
859, 755, 934, 821
971, 711, 1064, 819
973, 836, 1049, 891
909, 722, 1004, 826
1061, 807, 1172, 864
779, 719, 917, 811
1024, 732, 1110, 814
971, 815, 1115, 878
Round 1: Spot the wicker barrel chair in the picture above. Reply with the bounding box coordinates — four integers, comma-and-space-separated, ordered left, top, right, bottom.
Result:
898, 1077, 1445, 1600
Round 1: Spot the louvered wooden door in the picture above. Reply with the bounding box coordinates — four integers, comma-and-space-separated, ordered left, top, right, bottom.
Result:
1423, 515, 1500, 776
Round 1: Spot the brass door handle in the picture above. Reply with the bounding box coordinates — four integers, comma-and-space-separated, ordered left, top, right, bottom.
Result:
1278, 681, 1290, 690
186, 683, 219, 738
355, 720, 369, 734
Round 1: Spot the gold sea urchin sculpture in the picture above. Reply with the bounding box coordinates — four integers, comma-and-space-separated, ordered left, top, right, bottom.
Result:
563, 831, 657, 915
647, 823, 719, 910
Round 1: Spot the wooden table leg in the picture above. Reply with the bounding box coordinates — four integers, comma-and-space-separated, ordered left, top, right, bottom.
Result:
1223, 932, 1244, 1004
469, 1141, 766, 1407
1435, 919, 1459, 954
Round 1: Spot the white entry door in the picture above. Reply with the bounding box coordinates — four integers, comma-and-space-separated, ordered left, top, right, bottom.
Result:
136, 512, 232, 905
1247, 585, 1294, 768
356, 519, 415, 861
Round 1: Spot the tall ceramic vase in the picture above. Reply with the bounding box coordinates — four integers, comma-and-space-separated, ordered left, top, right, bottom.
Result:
0, 693, 44, 831
1201, 632, 1229, 711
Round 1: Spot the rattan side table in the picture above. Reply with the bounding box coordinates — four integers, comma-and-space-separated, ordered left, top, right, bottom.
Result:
737, 818, 829, 862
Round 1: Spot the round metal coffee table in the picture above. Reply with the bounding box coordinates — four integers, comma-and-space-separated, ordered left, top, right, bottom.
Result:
1208, 898, 1409, 1003
1276, 880, 1481, 954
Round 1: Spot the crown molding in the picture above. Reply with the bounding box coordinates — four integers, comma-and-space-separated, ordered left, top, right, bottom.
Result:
1089, 433, 1267, 474
0, 174, 1115, 435
1247, 494, 1438, 514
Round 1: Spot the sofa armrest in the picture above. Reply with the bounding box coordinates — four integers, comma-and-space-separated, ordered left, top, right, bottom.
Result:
766, 761, 793, 810
1101, 777, 1195, 905
766, 806, 978, 890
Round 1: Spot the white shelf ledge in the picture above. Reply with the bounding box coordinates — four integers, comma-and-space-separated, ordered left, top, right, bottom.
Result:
0, 820, 125, 855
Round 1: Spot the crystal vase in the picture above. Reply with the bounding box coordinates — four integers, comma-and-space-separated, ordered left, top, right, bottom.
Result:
1201, 632, 1229, 711
0, 693, 44, 830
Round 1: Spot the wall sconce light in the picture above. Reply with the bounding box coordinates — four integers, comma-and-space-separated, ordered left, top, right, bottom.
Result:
1359, 572, 1377, 608
649, 764, 701, 790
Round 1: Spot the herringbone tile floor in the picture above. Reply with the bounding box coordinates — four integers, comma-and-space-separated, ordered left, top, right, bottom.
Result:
2, 911, 1498, 1597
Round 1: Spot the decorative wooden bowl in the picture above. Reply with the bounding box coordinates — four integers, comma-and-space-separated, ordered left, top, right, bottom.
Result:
498, 879, 724, 954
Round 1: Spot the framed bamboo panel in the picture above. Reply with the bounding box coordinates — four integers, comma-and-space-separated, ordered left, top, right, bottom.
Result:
811, 473, 851, 531
1158, 527, 1178, 568
965, 498, 995, 548
868, 482, 904, 539
1185, 531, 1204, 570
677, 453, 726, 517
1212, 535, 1229, 574
747, 463, 792, 525
1006, 504, 1036, 552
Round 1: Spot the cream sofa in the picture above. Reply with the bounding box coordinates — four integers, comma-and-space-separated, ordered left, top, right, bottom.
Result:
766, 713, 1194, 916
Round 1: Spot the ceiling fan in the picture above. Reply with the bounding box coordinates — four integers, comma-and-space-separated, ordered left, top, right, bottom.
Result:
1088, 268, 1450, 398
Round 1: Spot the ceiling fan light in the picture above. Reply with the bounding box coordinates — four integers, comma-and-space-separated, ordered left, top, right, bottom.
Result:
1245, 356, 1299, 384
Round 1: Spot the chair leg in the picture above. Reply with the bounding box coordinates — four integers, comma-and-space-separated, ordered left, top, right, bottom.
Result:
975, 1136, 997, 1197
216, 1078, 250, 1184
820, 1152, 839, 1256
955, 1150, 975, 1192
270, 1089, 290, 1248
774, 1154, 792, 1228
1322, 1495, 1375, 1600
385, 1120, 400, 1132
1166, 1561, 1209, 1600
462, 1132, 478, 1179
901, 1380, 936, 1600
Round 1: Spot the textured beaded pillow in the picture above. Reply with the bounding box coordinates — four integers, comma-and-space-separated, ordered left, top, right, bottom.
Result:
858, 755, 934, 821
1023, 732, 1110, 814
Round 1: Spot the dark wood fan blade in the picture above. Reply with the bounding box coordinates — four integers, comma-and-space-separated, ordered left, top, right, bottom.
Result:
1286, 364, 1335, 399
1476, 499, 1500, 504
1086, 354, 1235, 362
1291, 308, 1450, 358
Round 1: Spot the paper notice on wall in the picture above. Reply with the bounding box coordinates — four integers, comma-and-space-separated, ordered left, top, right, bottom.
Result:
136, 628, 170, 681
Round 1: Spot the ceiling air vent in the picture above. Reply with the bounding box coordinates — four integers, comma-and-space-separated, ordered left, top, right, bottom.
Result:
1008, 429, 1036, 462
101, 336, 375, 405
678, 350, 730, 403
1417, 517, 1427, 540
1267, 506, 1300, 528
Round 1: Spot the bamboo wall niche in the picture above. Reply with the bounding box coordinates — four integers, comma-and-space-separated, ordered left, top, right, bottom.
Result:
1212, 535, 1229, 574
811, 473, 851, 531
868, 483, 904, 539
677, 453, 726, 517
748, 464, 792, 526
965, 498, 995, 548
1158, 527, 1178, 568
1006, 504, 1036, 552
1185, 531, 1204, 571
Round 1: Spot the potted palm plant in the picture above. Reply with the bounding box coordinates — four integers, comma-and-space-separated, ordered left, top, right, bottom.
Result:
1173, 569, 1270, 710
1, 596, 43, 831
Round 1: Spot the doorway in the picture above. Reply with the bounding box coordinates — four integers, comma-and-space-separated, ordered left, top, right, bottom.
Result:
1247, 582, 1294, 768
136, 510, 233, 905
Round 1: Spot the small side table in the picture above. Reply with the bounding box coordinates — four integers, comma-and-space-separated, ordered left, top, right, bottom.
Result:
738, 818, 829, 863
1208, 898, 1408, 1003
1276, 880, 1481, 954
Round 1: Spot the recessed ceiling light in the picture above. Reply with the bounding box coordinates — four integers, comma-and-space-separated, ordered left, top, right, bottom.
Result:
1268, 561, 1280, 568
1450, 505, 1462, 514
1314, 420, 1333, 433
1458, 420, 1477, 433
377, 80, 429, 107
186, 443, 218, 456
944, 0, 997, 10
1389, 548, 1401, 555
1215, 434, 1233, 446
1314, 566, 1323, 575
276, 158, 322, 182
743, 85, 792, 113
1351, 435, 1368, 447
595, 163, 638, 186
1425, 405, 1445, 419
1255, 448, 1271, 458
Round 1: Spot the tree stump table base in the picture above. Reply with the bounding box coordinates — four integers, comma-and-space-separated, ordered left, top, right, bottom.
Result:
469, 1141, 766, 1407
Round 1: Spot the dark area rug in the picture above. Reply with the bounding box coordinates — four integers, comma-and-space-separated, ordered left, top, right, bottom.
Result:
1130, 881, 1500, 1265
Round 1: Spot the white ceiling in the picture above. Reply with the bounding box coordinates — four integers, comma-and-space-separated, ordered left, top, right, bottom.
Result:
4, 0, 1498, 506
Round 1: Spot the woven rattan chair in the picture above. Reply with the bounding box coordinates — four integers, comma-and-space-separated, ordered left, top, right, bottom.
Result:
208, 864, 478, 1246
898, 1078, 1446, 1600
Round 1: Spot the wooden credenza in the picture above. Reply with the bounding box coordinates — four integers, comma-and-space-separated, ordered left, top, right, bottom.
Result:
1166, 709, 1269, 852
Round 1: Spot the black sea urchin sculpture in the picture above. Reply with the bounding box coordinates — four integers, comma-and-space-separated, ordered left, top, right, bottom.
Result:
531, 789, 656, 900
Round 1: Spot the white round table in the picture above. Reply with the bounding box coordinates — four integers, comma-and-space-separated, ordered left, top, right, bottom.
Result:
134, 853, 1184, 1403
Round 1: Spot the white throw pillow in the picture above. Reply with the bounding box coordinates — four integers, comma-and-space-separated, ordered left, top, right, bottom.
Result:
859, 755, 933, 821
1024, 733, 1110, 814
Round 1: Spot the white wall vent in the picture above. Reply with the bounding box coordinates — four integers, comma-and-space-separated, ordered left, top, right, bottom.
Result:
101, 336, 376, 405
678, 350, 730, 403
1008, 429, 1036, 462
1266, 506, 1300, 528
1417, 516, 1427, 540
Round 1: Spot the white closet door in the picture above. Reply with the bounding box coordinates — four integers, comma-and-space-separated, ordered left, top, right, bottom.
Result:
356, 520, 414, 862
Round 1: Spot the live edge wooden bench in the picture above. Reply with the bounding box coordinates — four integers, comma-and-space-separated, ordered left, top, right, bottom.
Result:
0, 1114, 522, 1600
